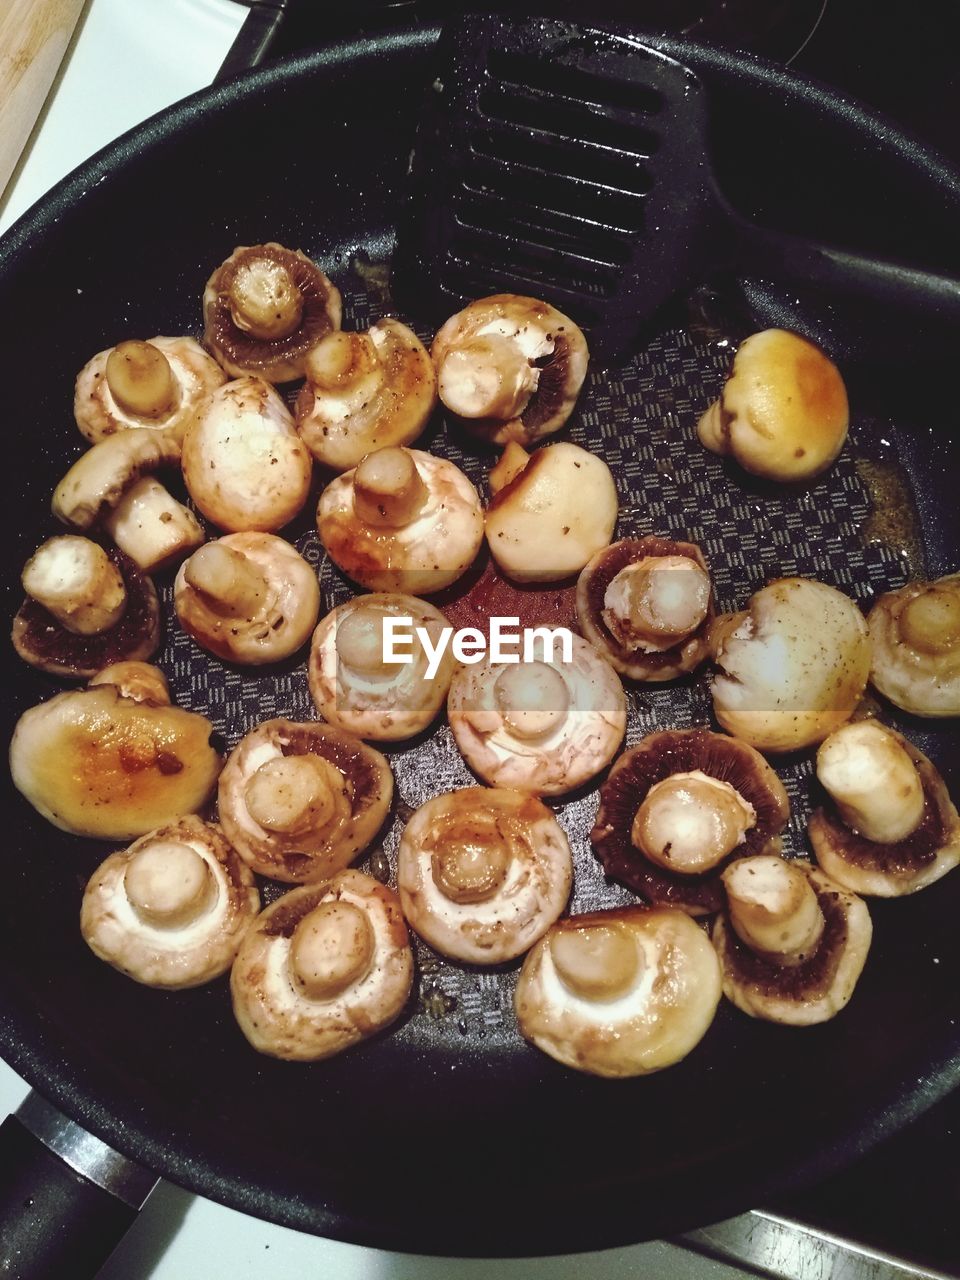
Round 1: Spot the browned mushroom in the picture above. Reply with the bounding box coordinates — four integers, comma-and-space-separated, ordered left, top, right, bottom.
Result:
808, 721, 960, 896
432, 295, 589, 446
591, 728, 790, 915
867, 573, 960, 717
230, 869, 413, 1061
576, 536, 714, 679
217, 718, 393, 883
203, 243, 342, 383
515, 905, 722, 1077
712, 856, 872, 1025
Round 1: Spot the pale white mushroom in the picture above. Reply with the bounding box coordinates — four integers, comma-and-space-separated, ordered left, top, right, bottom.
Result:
230, 869, 413, 1061
74, 336, 226, 444
397, 787, 572, 963
447, 632, 626, 796
867, 573, 960, 717
317, 446, 483, 594
174, 533, 320, 665
87, 659, 171, 704
80, 815, 259, 988
182, 378, 313, 532
308, 592, 454, 740
515, 905, 722, 1077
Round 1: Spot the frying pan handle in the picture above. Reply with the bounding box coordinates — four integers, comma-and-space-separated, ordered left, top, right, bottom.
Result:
0, 1094, 157, 1280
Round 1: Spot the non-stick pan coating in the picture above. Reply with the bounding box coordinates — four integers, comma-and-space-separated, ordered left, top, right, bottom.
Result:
1, 26, 958, 1255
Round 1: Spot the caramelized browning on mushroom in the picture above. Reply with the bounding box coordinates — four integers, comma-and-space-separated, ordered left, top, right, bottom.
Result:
867, 573, 960, 717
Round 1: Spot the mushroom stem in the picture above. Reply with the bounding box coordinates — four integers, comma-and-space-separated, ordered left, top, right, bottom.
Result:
438, 334, 539, 420
305, 330, 378, 389
21, 535, 127, 635
696, 399, 728, 454
723, 856, 824, 966
124, 839, 217, 929
353, 447, 427, 528
105, 341, 177, 418
899, 585, 960, 655
102, 476, 204, 573
290, 899, 375, 1000
489, 442, 530, 495
244, 755, 341, 835
550, 923, 642, 1002
431, 817, 511, 904
603, 556, 711, 653
816, 721, 925, 844
335, 605, 393, 676
493, 662, 570, 740
88, 661, 171, 705
227, 256, 304, 341
183, 541, 271, 618
631, 770, 756, 874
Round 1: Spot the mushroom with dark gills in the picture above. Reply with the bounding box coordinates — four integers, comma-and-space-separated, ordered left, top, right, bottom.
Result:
316, 446, 483, 595
397, 787, 572, 964
515, 906, 722, 1077
431, 294, 589, 446
230, 869, 413, 1061
174, 533, 320, 665
711, 856, 872, 1025
710, 577, 872, 753
80, 816, 259, 989
697, 329, 849, 482
308, 593, 455, 741
866, 573, 960, 717
203, 242, 342, 384
591, 729, 790, 915
13, 536, 160, 678
9, 664, 221, 840
576, 535, 714, 679
447, 633, 627, 796
217, 718, 393, 884
808, 721, 960, 896
74, 336, 226, 445
295, 319, 436, 471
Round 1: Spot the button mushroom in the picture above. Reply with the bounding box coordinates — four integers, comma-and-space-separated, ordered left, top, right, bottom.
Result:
431, 295, 589, 446
711, 856, 872, 1025
710, 577, 872, 753
74, 336, 226, 444
484, 442, 618, 584
87, 659, 171, 704
203, 242, 342, 383
9, 665, 221, 839
217, 718, 393, 884
576, 536, 713, 679
591, 728, 790, 915
230, 869, 413, 1061
397, 787, 572, 964
866, 573, 960, 717
808, 721, 960, 896
12, 537, 160, 678
174, 533, 320, 665
52, 428, 204, 574
316, 446, 483, 594
515, 905, 722, 1077
308, 592, 454, 740
697, 329, 849, 482
447, 632, 626, 796
80, 815, 259, 988
295, 319, 437, 471
182, 378, 313, 533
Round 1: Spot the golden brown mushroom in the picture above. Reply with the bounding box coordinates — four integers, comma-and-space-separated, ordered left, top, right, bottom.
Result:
867, 573, 960, 717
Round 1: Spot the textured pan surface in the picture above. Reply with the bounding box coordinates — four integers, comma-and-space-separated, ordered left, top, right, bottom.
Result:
0, 26, 958, 1255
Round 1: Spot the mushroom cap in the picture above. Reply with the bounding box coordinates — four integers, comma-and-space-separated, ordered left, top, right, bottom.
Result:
230, 869, 413, 1061
174, 532, 320, 665
9, 678, 221, 839
515, 905, 722, 1077
317, 448, 483, 595
809, 728, 960, 896
432, 295, 589, 446
308, 592, 454, 740
576, 536, 714, 679
703, 329, 849, 481
88, 659, 170, 704
80, 815, 259, 988
52, 428, 182, 531
295, 319, 437, 471
484, 442, 618, 584
397, 787, 573, 963
591, 728, 790, 915
712, 861, 872, 1025
711, 577, 872, 753
13, 545, 160, 678
74, 336, 227, 445
447, 632, 626, 796
203, 243, 342, 383
217, 718, 393, 883
182, 377, 313, 532
867, 574, 960, 717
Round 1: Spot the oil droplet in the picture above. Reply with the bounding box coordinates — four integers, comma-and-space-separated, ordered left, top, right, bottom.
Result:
854, 457, 926, 581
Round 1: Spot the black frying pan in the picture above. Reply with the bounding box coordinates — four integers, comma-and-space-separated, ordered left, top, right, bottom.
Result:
1, 18, 959, 1269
